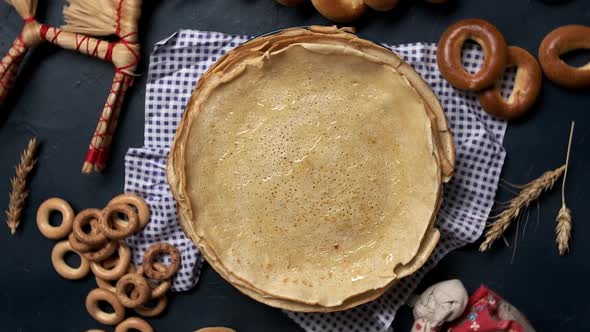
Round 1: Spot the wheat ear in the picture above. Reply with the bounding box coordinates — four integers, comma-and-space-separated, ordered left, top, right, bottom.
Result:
479, 165, 565, 251
5, 137, 38, 234
556, 122, 574, 255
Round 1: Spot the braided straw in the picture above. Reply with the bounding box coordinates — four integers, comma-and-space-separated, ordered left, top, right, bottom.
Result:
62, 0, 141, 42
0, 0, 38, 105
95, 74, 133, 171
83, 72, 133, 173
0, 38, 27, 105
2, 0, 141, 173
5, 0, 37, 19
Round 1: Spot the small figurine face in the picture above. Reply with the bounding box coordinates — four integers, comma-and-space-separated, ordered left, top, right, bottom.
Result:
413, 279, 469, 327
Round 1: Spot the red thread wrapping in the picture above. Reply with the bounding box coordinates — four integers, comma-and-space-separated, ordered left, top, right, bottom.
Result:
0, 38, 27, 104
39, 25, 61, 44
88, 38, 102, 58
75, 34, 90, 53
104, 43, 116, 63
86, 74, 133, 168
115, 0, 124, 37
85, 74, 126, 166
114, 40, 140, 73
39, 24, 50, 41
23, 16, 35, 23
50, 27, 61, 43
84, 148, 100, 165
86, 108, 115, 165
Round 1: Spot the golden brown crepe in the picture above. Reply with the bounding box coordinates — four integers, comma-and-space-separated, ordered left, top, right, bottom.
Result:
168, 26, 454, 311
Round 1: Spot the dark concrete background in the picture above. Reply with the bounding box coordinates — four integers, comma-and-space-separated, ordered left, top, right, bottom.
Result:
1, 0, 589, 331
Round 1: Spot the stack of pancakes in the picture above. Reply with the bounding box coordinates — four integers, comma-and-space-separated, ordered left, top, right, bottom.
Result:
167, 26, 455, 312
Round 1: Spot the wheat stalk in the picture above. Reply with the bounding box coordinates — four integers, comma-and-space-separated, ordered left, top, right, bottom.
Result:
556, 122, 574, 255
479, 165, 565, 251
5, 137, 38, 235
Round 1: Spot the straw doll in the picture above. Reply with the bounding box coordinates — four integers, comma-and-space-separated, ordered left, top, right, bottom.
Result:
0, 0, 141, 173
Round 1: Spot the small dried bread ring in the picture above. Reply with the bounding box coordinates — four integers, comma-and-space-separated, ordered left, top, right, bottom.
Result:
538, 25, 590, 88
311, 0, 367, 23
86, 288, 125, 326
115, 317, 154, 332
73, 209, 107, 246
142, 243, 181, 281
84, 240, 118, 262
36, 198, 74, 240
51, 240, 90, 280
437, 18, 508, 91
364, 0, 398, 11
116, 273, 151, 308
108, 193, 150, 230
134, 294, 168, 317
68, 232, 94, 253
90, 242, 131, 280
275, 0, 305, 6
96, 261, 136, 293
479, 46, 543, 120
136, 263, 172, 298
99, 203, 139, 240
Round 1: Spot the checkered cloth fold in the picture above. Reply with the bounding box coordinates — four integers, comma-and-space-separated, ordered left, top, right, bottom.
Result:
124, 30, 511, 332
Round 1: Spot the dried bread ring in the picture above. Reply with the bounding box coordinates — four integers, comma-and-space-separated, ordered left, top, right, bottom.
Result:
68, 232, 94, 253
115, 317, 154, 332
85, 288, 125, 325
275, 0, 305, 6
134, 294, 168, 317
142, 243, 181, 281
136, 263, 172, 298
96, 261, 136, 293
99, 203, 139, 240
73, 209, 107, 246
84, 240, 118, 262
51, 240, 90, 280
437, 18, 508, 91
479, 46, 542, 119
108, 193, 150, 231
36, 198, 74, 240
116, 273, 151, 308
364, 0, 398, 11
311, 0, 367, 22
90, 242, 131, 280
538, 25, 590, 88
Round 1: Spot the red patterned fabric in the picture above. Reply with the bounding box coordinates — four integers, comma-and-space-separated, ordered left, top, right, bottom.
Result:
448, 286, 528, 332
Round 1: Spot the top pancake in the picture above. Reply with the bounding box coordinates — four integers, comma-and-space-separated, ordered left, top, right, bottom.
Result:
168, 26, 454, 309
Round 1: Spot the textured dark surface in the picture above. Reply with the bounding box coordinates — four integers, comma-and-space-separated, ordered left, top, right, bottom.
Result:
0, 0, 589, 331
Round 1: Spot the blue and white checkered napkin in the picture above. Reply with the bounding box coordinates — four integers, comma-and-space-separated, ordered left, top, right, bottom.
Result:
124, 30, 511, 332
